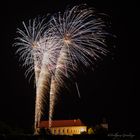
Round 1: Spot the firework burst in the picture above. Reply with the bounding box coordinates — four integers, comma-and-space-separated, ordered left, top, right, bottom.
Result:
48, 4, 109, 127
14, 17, 52, 133
14, 4, 110, 134
14, 17, 47, 82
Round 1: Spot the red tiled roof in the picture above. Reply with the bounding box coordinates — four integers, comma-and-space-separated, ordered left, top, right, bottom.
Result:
39, 119, 85, 128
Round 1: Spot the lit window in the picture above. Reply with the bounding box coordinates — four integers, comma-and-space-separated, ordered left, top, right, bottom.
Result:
80, 128, 85, 133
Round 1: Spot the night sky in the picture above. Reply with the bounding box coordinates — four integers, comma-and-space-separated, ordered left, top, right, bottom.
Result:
0, 0, 139, 134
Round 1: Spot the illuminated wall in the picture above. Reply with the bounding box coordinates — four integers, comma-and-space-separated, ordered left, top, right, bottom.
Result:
50, 126, 87, 135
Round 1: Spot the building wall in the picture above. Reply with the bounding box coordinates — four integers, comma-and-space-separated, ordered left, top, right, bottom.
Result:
49, 126, 87, 135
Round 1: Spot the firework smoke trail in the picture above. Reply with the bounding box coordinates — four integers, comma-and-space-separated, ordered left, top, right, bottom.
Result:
35, 53, 51, 131
48, 4, 109, 127
33, 35, 63, 133
49, 47, 68, 128
35, 37, 62, 130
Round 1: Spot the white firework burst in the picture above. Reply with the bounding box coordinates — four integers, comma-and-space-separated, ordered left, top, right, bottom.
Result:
14, 4, 111, 133
48, 4, 109, 127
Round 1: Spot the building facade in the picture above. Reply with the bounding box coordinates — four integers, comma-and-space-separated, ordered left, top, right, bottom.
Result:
39, 119, 87, 135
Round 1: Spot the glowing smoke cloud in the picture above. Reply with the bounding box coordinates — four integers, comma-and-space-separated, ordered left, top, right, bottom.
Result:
14, 4, 110, 133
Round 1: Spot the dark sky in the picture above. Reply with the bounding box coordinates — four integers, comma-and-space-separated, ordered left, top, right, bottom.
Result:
0, 0, 139, 133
